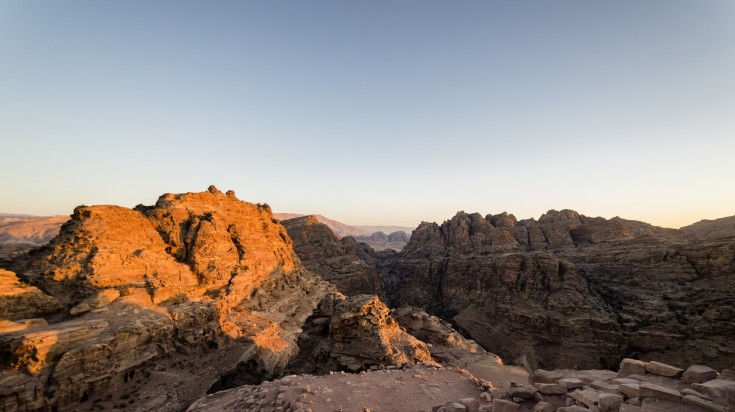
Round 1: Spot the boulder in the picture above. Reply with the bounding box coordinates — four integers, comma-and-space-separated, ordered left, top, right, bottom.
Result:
569, 388, 601, 408
682, 365, 718, 384
491, 399, 520, 412
618, 359, 647, 378
458, 397, 480, 412
559, 377, 585, 389
691, 379, 735, 401
598, 393, 624, 412
639, 382, 682, 402
508, 384, 538, 399
535, 383, 567, 395
646, 361, 684, 378
591, 380, 621, 393
532, 401, 554, 412
443, 402, 467, 412
681, 394, 727, 412
619, 382, 640, 399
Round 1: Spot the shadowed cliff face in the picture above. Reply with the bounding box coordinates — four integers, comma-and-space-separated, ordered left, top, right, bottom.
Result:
281, 215, 386, 299
379, 210, 735, 371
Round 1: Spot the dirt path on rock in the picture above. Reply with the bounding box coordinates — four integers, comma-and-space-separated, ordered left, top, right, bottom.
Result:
188, 365, 490, 412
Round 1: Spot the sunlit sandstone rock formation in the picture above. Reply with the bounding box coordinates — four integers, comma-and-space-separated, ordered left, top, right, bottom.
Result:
0, 187, 444, 412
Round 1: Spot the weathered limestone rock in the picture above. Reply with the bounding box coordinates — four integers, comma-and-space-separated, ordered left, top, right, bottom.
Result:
683, 365, 719, 384
0, 269, 62, 320
285, 294, 431, 374
558, 406, 590, 412
646, 361, 684, 378
570, 388, 601, 408
491, 398, 520, 412
458, 397, 480, 412
598, 393, 624, 412
619, 382, 641, 399
612, 378, 640, 385
618, 359, 648, 378
532, 401, 554, 412
639, 382, 682, 402
444, 402, 468, 412
641, 397, 702, 411
536, 383, 567, 395
389, 306, 528, 387
559, 377, 585, 389
68, 288, 120, 315
591, 380, 621, 393
692, 379, 735, 401
682, 394, 727, 412
531, 369, 565, 384
508, 384, 539, 399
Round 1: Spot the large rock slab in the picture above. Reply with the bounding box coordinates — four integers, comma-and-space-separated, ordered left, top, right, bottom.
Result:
646, 361, 684, 378
692, 379, 735, 401
639, 382, 682, 402
683, 365, 719, 384
682, 394, 727, 412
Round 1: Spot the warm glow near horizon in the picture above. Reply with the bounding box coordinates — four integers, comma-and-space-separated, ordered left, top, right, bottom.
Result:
1, 1, 734, 228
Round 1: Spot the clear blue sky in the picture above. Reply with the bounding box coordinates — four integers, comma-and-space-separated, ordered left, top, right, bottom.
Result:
1, 1, 734, 228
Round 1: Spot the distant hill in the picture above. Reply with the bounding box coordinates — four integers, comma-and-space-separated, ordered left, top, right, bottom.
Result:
273, 213, 413, 239
680, 215, 735, 240
354, 230, 412, 251
0, 213, 40, 220
0, 215, 69, 258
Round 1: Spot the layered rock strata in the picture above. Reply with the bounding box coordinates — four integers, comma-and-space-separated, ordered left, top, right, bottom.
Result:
285, 293, 431, 374
281, 216, 385, 298
0, 187, 333, 412
378, 210, 735, 371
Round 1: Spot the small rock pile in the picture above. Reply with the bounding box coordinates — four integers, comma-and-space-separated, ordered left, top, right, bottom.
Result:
434, 358, 734, 412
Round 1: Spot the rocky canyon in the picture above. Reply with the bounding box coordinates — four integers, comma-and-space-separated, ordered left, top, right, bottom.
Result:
0, 188, 733, 412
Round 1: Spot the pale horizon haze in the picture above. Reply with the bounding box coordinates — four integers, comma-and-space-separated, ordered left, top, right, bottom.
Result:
1, 1, 734, 229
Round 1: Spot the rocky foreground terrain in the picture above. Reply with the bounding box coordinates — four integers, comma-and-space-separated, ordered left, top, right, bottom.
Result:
188, 357, 735, 412
0, 187, 520, 411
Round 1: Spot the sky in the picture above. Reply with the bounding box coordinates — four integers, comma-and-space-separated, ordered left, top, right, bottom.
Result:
1, 1, 734, 228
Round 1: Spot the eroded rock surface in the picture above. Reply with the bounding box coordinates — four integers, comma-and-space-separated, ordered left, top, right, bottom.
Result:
378, 210, 735, 370
285, 293, 431, 374
281, 215, 385, 297
0, 187, 334, 412
0, 269, 61, 320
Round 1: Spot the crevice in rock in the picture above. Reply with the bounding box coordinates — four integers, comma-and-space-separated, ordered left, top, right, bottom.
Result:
206, 359, 268, 394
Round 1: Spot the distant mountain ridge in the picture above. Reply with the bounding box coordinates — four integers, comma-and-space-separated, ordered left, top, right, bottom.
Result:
681, 215, 735, 240
0, 215, 69, 258
273, 213, 414, 238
